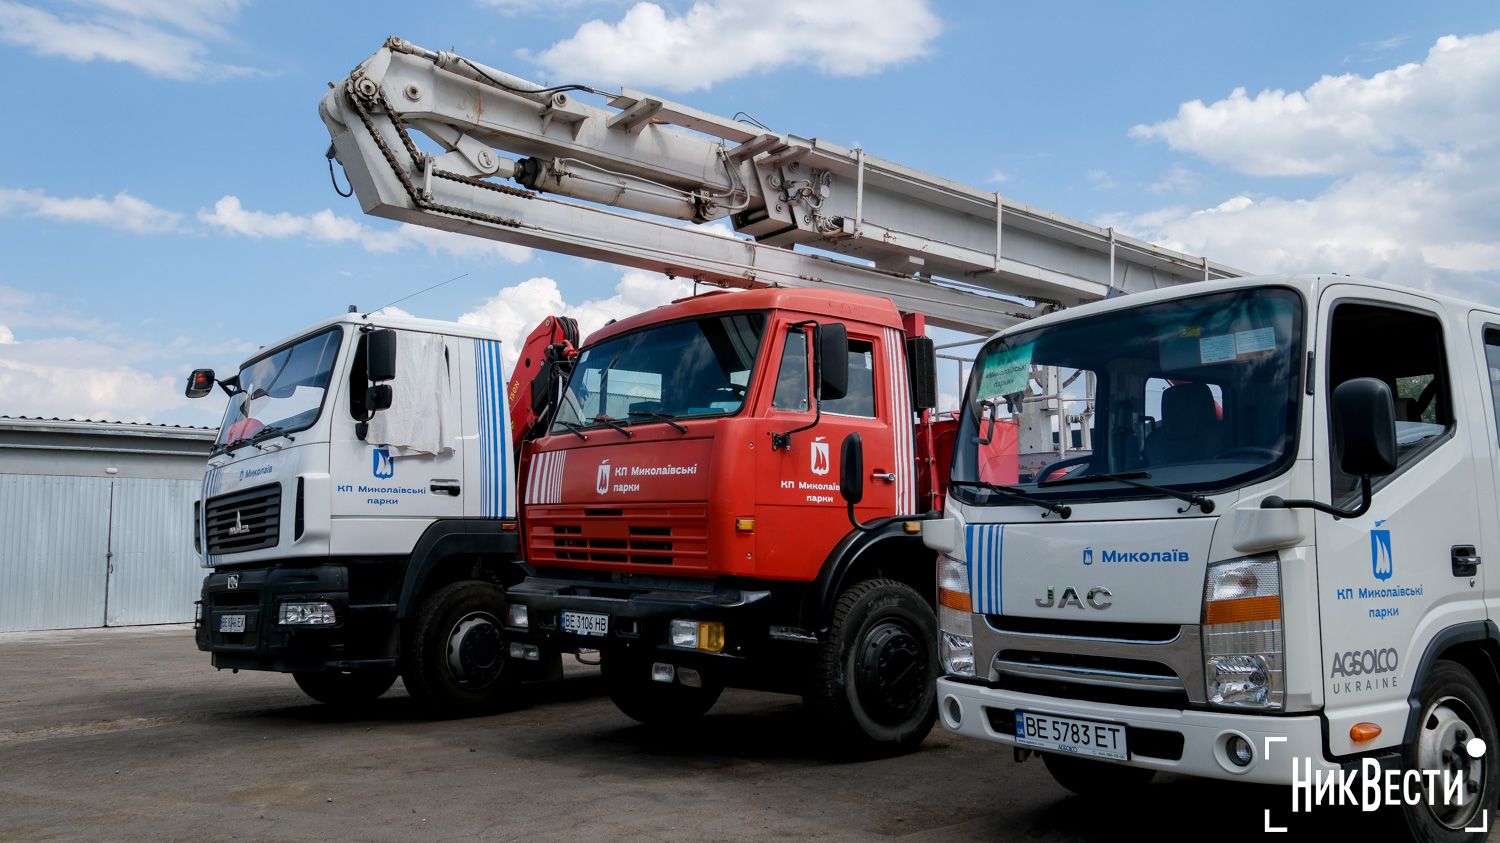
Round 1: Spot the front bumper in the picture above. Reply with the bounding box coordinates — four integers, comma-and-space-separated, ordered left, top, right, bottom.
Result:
195, 564, 396, 673
937, 677, 1338, 785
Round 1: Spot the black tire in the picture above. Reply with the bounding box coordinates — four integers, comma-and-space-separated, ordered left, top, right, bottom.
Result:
400, 580, 515, 718
1400, 660, 1499, 842
805, 578, 937, 756
601, 652, 722, 727
293, 669, 397, 707
1041, 752, 1155, 798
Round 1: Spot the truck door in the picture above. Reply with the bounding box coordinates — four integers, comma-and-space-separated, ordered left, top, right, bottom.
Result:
1314, 287, 1485, 757
1467, 314, 1500, 625
753, 322, 903, 580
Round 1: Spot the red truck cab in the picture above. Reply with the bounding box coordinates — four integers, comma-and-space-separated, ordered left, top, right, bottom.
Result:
507, 287, 963, 753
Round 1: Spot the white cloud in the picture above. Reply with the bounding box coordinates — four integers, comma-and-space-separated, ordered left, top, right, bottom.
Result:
0, 187, 181, 234
1116, 29, 1500, 302
1147, 165, 1198, 194
1129, 31, 1500, 177
0, 324, 13, 344
1086, 170, 1116, 190
986, 170, 1009, 185
458, 271, 694, 368
198, 196, 532, 262
522, 0, 941, 92
0, 0, 256, 81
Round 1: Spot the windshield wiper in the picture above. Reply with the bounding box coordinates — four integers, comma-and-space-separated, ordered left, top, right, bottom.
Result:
593, 415, 634, 438
627, 410, 686, 433
249, 425, 292, 446
553, 420, 588, 441
1038, 471, 1215, 514
948, 480, 1071, 519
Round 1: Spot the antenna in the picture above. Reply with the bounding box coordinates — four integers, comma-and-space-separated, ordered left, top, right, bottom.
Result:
366, 272, 470, 317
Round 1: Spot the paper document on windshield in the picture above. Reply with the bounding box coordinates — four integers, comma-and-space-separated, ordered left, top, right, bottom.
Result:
978, 342, 1034, 400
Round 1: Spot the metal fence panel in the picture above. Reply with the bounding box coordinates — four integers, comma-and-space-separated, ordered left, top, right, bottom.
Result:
0, 474, 111, 632
105, 478, 199, 626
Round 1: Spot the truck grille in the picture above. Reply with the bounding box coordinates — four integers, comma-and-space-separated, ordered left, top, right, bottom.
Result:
205, 483, 281, 554
976, 619, 1206, 707
528, 506, 707, 569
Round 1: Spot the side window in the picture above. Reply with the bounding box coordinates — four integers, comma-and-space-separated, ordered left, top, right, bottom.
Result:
822, 340, 876, 418
1327, 302, 1452, 501
347, 331, 369, 420
772, 330, 810, 412
1485, 328, 1500, 446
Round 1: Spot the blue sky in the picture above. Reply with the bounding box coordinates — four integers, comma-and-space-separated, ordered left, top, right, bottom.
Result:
2, 0, 1497, 425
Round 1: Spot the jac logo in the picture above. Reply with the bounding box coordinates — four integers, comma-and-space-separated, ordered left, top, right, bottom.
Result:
810, 437, 830, 476
1035, 586, 1113, 610
596, 459, 611, 495
372, 447, 395, 479
1329, 647, 1398, 678
1371, 519, 1393, 581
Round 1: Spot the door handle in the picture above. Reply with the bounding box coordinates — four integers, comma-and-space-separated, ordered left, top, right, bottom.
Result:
1452, 545, 1481, 577
430, 481, 462, 496
871, 471, 897, 483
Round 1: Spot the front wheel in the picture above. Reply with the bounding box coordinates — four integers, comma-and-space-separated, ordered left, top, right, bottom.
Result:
601, 652, 723, 727
805, 578, 937, 756
293, 669, 397, 707
401, 581, 515, 717
1041, 752, 1155, 798
1401, 660, 1498, 842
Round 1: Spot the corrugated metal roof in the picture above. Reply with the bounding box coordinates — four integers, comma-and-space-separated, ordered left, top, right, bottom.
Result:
0, 415, 217, 439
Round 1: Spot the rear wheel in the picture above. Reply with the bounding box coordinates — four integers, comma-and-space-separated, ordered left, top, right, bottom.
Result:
805, 578, 937, 756
1401, 660, 1498, 842
602, 652, 722, 727
401, 581, 515, 717
293, 669, 397, 707
1040, 752, 1155, 798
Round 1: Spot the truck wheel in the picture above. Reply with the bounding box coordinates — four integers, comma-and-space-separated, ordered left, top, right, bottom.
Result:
806, 578, 937, 756
1401, 660, 1498, 842
1041, 752, 1154, 797
401, 581, 515, 718
293, 669, 397, 707
602, 652, 722, 727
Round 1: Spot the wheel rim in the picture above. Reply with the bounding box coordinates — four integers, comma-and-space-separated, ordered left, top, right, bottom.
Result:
1413, 694, 1486, 829
445, 611, 504, 689
853, 619, 928, 726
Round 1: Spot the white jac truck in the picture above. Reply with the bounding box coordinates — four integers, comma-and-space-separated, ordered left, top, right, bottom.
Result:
923, 274, 1500, 840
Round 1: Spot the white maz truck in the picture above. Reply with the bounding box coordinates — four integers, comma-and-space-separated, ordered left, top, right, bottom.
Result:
187, 311, 555, 714
926, 274, 1500, 840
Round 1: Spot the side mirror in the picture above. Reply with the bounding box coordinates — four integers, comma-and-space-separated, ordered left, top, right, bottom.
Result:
906, 336, 937, 411
817, 323, 849, 401
1333, 377, 1397, 477
366, 384, 394, 413
839, 432, 864, 506
185, 368, 216, 399
367, 329, 397, 383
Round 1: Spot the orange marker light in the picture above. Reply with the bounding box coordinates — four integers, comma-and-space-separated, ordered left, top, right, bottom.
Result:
1204, 595, 1281, 625
939, 589, 973, 612
1350, 722, 1383, 743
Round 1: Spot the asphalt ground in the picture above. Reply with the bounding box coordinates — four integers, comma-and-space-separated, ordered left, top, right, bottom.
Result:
0, 625, 1438, 841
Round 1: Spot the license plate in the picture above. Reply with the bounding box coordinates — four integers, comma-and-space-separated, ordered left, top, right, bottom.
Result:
561, 611, 609, 637
1015, 710, 1128, 761
219, 614, 246, 633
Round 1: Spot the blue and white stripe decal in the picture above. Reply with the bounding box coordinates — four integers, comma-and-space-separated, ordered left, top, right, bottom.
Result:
965, 523, 1004, 615
474, 339, 513, 519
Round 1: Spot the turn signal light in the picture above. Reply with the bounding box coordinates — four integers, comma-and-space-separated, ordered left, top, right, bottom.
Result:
1204, 595, 1281, 625
735, 518, 755, 532
697, 622, 725, 653
938, 588, 972, 613
1350, 722, 1383, 743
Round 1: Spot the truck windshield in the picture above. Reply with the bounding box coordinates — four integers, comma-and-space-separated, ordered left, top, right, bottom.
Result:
552, 312, 765, 433
216, 327, 343, 450
952, 287, 1303, 505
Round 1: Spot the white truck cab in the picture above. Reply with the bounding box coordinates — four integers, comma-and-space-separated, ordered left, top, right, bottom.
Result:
189, 311, 532, 714
931, 275, 1500, 840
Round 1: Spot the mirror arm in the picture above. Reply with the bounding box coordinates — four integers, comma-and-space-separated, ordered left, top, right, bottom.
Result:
1261, 476, 1372, 520
772, 320, 823, 451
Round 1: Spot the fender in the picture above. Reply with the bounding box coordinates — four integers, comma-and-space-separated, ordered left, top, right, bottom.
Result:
1400, 620, 1500, 745
806, 515, 939, 632
395, 519, 524, 619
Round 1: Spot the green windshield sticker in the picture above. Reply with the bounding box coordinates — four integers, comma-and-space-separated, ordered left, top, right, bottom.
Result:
979, 342, 1034, 399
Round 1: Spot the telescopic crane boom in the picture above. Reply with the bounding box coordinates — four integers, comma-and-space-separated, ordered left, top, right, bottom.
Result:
320, 37, 1242, 334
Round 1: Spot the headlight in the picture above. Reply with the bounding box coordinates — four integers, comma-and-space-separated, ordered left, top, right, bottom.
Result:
278, 601, 336, 626
938, 555, 975, 677
1202, 555, 1283, 709
507, 603, 529, 629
